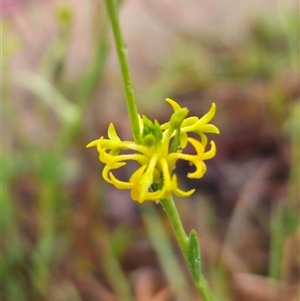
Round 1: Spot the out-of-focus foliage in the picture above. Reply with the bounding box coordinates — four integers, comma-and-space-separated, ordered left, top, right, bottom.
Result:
141, 12, 298, 105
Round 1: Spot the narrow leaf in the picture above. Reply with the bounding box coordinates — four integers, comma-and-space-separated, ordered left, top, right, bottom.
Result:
187, 229, 201, 283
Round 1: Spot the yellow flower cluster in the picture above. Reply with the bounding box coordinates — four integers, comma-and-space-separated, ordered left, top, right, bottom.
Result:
87, 99, 219, 203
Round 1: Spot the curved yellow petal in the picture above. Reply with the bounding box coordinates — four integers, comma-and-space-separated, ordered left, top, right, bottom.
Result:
107, 123, 121, 141
165, 98, 182, 112
174, 187, 195, 197
111, 141, 149, 154
198, 124, 220, 134
139, 153, 159, 199
109, 172, 133, 189
198, 103, 216, 124
138, 114, 144, 132
159, 157, 172, 190
130, 164, 147, 183
109, 153, 149, 165
181, 116, 198, 127
142, 189, 164, 202
99, 148, 115, 164
180, 104, 219, 136
100, 139, 123, 150
153, 167, 161, 183
167, 138, 205, 173
95, 137, 103, 153
86, 139, 100, 148
130, 165, 148, 202
102, 163, 125, 184
171, 174, 195, 197
187, 161, 207, 179
166, 153, 180, 170
187, 137, 205, 157
199, 132, 207, 148
179, 132, 188, 149
202, 141, 217, 160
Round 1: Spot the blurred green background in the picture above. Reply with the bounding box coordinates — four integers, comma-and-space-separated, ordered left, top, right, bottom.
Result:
2, 0, 299, 300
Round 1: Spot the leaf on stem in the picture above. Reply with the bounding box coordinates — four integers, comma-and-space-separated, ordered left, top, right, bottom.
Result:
187, 229, 202, 283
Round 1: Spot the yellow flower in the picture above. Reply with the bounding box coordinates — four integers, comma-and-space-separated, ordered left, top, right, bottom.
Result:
161, 98, 219, 148
87, 99, 219, 203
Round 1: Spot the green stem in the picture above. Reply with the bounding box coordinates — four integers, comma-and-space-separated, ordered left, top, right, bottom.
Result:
161, 196, 217, 301
103, 0, 141, 144
160, 197, 189, 257
196, 280, 217, 301
142, 204, 191, 299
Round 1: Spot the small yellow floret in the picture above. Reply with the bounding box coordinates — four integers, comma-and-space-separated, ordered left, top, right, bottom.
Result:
87, 99, 219, 203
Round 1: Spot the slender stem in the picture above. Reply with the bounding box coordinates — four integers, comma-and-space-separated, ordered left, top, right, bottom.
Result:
196, 280, 217, 301
103, 0, 141, 144
161, 196, 217, 301
160, 197, 189, 257
142, 204, 191, 299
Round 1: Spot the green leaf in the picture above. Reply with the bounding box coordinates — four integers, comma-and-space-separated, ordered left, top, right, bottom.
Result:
187, 229, 201, 283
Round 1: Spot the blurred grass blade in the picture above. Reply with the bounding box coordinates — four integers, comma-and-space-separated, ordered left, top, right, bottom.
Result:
76, 0, 124, 104
76, 25, 109, 104
102, 227, 134, 301
142, 204, 191, 300
14, 72, 79, 125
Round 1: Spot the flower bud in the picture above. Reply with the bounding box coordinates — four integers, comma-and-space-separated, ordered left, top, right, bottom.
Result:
169, 108, 189, 131
142, 116, 162, 147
